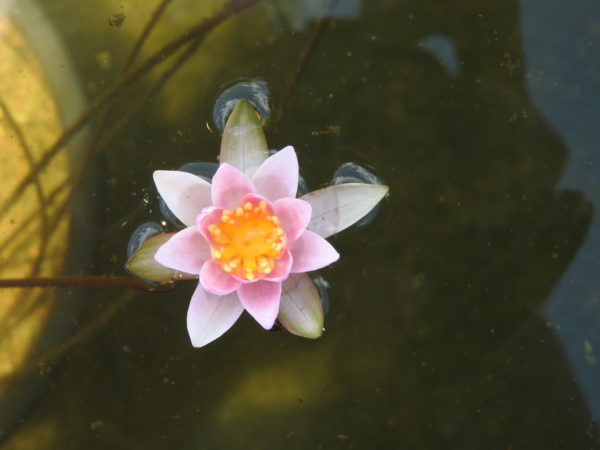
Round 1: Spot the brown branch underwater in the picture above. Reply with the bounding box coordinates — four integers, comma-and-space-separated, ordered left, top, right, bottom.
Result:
272, 0, 339, 130
0, 0, 262, 218
0, 276, 171, 292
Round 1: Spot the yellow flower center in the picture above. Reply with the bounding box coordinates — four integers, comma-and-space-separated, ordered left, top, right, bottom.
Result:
208, 200, 286, 280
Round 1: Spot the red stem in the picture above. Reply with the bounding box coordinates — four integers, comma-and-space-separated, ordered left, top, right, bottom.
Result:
0, 276, 170, 292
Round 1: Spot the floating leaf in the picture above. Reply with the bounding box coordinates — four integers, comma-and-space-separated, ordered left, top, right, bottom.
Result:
126, 232, 196, 283
302, 183, 389, 238
278, 273, 324, 339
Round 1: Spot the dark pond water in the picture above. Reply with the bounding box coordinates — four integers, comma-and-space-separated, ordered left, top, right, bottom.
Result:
1, 0, 600, 448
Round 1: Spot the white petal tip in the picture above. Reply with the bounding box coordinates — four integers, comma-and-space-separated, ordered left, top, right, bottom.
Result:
187, 289, 244, 348
152, 169, 174, 182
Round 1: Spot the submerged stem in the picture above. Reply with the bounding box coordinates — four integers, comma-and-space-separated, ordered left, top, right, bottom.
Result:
272, 0, 339, 131
90, 0, 174, 144
0, 99, 50, 277
0, 33, 206, 265
0, 292, 134, 384
0, 276, 171, 292
122, 0, 174, 74
0, 0, 261, 218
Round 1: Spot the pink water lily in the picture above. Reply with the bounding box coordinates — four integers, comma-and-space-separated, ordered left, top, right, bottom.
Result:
125, 99, 388, 347
153, 147, 339, 346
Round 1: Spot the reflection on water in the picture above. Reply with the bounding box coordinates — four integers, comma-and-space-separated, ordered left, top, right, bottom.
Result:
212, 80, 271, 131
419, 35, 459, 77
1, 0, 600, 448
0, 0, 88, 436
520, 0, 600, 420
126, 222, 164, 259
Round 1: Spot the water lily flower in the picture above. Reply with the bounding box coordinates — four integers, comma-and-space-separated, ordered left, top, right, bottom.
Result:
153, 145, 340, 344
127, 100, 388, 347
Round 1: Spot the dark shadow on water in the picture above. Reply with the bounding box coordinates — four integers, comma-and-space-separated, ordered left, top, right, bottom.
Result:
271, 1, 596, 447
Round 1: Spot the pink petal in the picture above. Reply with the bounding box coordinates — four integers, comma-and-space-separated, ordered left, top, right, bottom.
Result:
154, 227, 210, 274
200, 260, 242, 295
263, 250, 293, 282
237, 280, 282, 329
187, 284, 244, 348
211, 163, 256, 209
128, 232, 196, 282
153, 170, 212, 227
196, 206, 224, 246
273, 198, 312, 244
290, 230, 339, 273
237, 192, 275, 212
252, 146, 298, 201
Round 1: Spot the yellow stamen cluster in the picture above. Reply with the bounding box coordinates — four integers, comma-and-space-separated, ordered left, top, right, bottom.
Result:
208, 200, 286, 280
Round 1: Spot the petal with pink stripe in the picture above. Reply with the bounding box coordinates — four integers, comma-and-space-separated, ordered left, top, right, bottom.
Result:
211, 163, 256, 209
237, 280, 282, 329
252, 146, 298, 201
200, 260, 242, 295
290, 230, 339, 273
154, 227, 210, 274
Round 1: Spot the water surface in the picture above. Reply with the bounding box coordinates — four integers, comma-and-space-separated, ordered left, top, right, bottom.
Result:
1, 0, 600, 448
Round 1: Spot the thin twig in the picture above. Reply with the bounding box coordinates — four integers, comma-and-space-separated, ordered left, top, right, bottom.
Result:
272, 0, 339, 131
0, 37, 206, 262
0, 293, 134, 383
122, 0, 174, 73
91, 0, 174, 144
0, 99, 50, 276
0, 1, 259, 294
0, 0, 261, 217
0, 276, 169, 292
